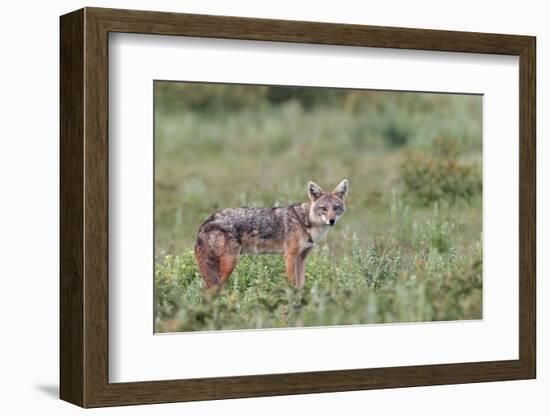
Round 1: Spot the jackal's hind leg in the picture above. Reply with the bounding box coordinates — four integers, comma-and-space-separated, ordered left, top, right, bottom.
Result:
194, 242, 220, 289
219, 254, 239, 286
195, 230, 241, 290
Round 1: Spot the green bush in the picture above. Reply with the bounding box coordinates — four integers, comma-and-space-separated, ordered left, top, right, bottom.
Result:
154, 82, 270, 114
400, 139, 481, 205
155, 225, 482, 332
383, 116, 410, 148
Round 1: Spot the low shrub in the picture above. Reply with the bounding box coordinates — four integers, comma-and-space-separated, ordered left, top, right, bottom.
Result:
155, 229, 482, 332
400, 139, 481, 205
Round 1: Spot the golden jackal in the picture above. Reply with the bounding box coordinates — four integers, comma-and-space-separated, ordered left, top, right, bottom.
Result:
194, 179, 348, 289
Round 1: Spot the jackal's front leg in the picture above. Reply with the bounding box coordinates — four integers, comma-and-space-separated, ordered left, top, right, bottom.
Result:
295, 248, 312, 289
284, 249, 299, 286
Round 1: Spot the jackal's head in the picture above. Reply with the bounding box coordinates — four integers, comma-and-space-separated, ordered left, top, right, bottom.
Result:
307, 179, 349, 227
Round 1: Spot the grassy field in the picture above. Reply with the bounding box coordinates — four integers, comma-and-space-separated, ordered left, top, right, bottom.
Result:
154, 83, 482, 332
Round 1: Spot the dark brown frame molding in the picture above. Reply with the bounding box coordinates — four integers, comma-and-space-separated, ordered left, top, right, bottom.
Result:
60, 7, 536, 408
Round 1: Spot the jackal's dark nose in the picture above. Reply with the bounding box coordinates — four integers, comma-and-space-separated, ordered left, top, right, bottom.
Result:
329, 219, 335, 226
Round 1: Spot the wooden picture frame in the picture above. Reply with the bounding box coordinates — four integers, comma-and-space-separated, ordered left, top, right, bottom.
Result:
60, 7, 536, 408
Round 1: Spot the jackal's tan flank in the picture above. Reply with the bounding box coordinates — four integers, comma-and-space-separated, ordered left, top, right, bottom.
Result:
194, 179, 349, 289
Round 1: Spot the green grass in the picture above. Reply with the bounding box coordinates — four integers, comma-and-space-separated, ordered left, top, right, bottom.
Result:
155, 202, 482, 332
154, 83, 483, 332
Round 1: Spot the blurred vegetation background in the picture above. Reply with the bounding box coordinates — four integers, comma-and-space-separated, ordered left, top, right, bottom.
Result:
154, 81, 482, 332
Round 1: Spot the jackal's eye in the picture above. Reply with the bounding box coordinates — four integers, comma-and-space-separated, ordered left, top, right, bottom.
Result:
319, 207, 328, 212
333, 205, 341, 211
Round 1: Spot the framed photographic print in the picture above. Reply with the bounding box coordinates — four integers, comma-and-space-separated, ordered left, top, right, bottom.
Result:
60, 7, 536, 408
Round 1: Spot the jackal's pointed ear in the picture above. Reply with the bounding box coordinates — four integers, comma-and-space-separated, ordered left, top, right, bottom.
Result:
333, 179, 349, 200
308, 181, 323, 201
